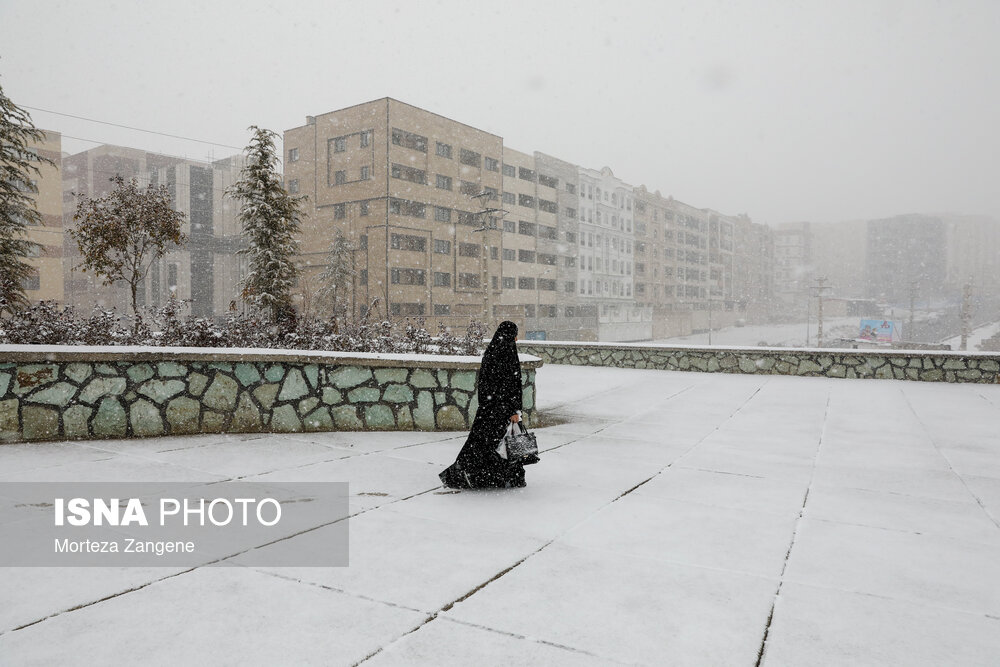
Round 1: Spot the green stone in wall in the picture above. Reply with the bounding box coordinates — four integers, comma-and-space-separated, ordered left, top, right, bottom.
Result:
202, 411, 226, 433
364, 404, 395, 430
167, 396, 201, 434
410, 369, 436, 388
235, 363, 262, 387
303, 407, 333, 431
271, 404, 302, 432
265, 365, 286, 382
80, 377, 127, 405
413, 391, 435, 430
329, 366, 372, 389
93, 398, 127, 437
278, 369, 309, 401
158, 362, 187, 377
27, 382, 77, 406
522, 385, 534, 410
64, 364, 92, 384
435, 405, 466, 430
130, 399, 164, 437
127, 364, 155, 383
231, 392, 262, 432
332, 405, 363, 429
13, 364, 59, 395
299, 397, 320, 415
137, 379, 186, 404
304, 365, 319, 389
396, 406, 414, 430
451, 371, 476, 391
203, 374, 239, 411
348, 387, 380, 403
374, 368, 407, 384
22, 405, 59, 440
382, 384, 413, 403
453, 391, 469, 409
253, 384, 280, 409
63, 404, 92, 439
0, 372, 11, 397
0, 399, 18, 440
321, 387, 342, 405
188, 373, 209, 397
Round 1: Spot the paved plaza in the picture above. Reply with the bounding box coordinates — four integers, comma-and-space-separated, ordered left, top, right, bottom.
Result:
1, 365, 999, 665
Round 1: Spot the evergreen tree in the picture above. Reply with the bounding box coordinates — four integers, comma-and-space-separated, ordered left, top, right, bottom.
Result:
0, 80, 55, 314
69, 175, 187, 326
227, 126, 305, 323
317, 232, 356, 320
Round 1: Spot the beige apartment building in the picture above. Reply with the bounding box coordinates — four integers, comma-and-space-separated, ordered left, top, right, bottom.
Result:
61, 145, 244, 319
19, 130, 65, 304
285, 98, 775, 340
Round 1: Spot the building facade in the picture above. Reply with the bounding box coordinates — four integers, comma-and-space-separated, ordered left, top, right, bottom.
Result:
61, 145, 244, 319
20, 130, 65, 304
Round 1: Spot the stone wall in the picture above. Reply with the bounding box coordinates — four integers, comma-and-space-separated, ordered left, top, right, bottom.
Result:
518, 341, 1000, 384
0, 347, 541, 443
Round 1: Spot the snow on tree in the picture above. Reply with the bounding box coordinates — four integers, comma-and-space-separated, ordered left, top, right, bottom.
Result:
317, 232, 356, 322
227, 126, 305, 323
69, 175, 187, 327
0, 79, 55, 314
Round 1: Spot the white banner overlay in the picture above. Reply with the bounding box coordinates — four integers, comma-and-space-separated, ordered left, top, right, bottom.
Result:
0, 482, 349, 567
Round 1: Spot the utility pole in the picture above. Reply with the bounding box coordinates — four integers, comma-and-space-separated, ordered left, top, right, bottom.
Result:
908, 279, 918, 341
960, 281, 973, 351
812, 277, 832, 347
471, 191, 507, 330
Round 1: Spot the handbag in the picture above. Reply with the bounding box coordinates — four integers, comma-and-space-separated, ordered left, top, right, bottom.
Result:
497, 420, 540, 465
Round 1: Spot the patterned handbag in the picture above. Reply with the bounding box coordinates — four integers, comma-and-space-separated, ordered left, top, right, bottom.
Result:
498, 420, 540, 465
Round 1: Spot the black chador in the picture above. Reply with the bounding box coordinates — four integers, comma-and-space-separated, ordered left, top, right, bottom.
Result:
440, 321, 526, 489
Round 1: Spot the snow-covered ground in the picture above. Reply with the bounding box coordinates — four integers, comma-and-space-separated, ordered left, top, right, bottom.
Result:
655, 317, 862, 347
1, 366, 999, 664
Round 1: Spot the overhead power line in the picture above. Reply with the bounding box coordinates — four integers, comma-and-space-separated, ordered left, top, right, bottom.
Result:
22, 104, 245, 151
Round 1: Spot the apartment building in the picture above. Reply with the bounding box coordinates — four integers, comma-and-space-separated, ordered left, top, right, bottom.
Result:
19, 130, 64, 304
773, 222, 813, 316
61, 145, 244, 319
865, 215, 946, 304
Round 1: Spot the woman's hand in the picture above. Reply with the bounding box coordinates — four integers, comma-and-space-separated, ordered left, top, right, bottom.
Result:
510, 414, 521, 423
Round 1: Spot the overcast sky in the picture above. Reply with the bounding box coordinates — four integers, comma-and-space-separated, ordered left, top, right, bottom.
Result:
2, 0, 997, 225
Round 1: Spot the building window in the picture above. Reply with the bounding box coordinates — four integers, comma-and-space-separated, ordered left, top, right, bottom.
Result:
566, 207, 577, 219
518, 277, 535, 290
460, 180, 480, 196
538, 225, 557, 240
332, 137, 347, 153
391, 268, 426, 285
460, 149, 481, 167
391, 302, 426, 316
391, 163, 427, 185
288, 148, 299, 162
502, 277, 515, 289
436, 174, 452, 190
391, 128, 427, 152
538, 253, 557, 265
287, 179, 299, 194
502, 248, 515, 261
502, 192, 515, 205
538, 173, 558, 188
391, 233, 426, 251
538, 199, 558, 214
434, 206, 451, 222
21, 269, 40, 291
433, 272, 451, 287
565, 305, 575, 316
490, 246, 499, 260
492, 276, 498, 289
389, 198, 426, 218
484, 156, 499, 172
518, 194, 535, 208
458, 273, 481, 288
359, 269, 368, 286
566, 183, 576, 194
434, 239, 451, 254
360, 200, 369, 216
503, 220, 515, 233
483, 186, 498, 200
564, 256, 576, 267
459, 242, 480, 257
457, 211, 477, 226
360, 130, 372, 147
518, 221, 536, 236
435, 142, 452, 158
566, 231, 576, 243
565, 282, 575, 293
525, 305, 535, 318
359, 235, 368, 249
502, 164, 515, 177
518, 249, 536, 263
538, 278, 557, 291
434, 304, 451, 315
334, 203, 345, 219
360, 166, 370, 180
518, 167, 536, 182
335, 170, 346, 185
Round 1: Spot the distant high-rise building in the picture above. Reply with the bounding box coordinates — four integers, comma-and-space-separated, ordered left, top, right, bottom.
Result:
865, 215, 946, 304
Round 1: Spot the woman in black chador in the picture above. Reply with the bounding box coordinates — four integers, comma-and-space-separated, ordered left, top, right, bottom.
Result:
440, 321, 526, 489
